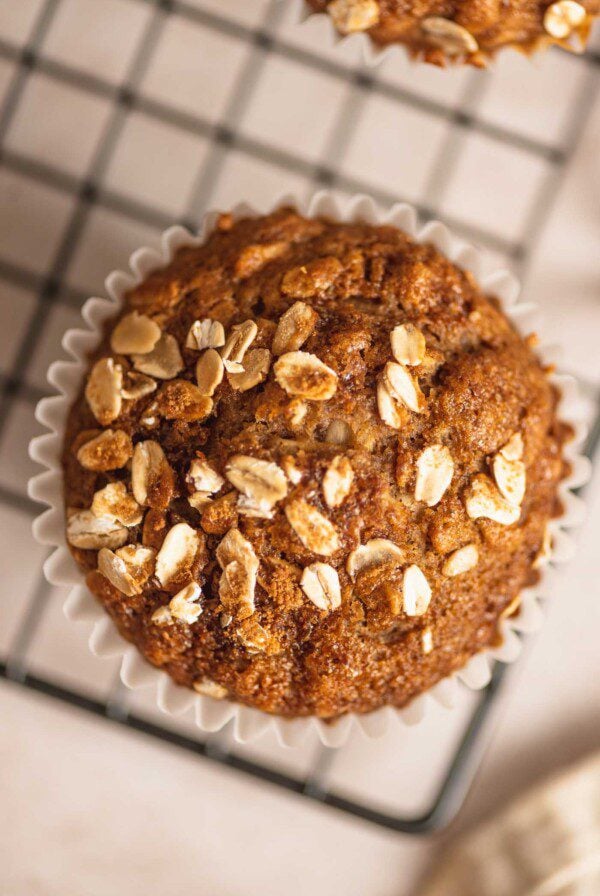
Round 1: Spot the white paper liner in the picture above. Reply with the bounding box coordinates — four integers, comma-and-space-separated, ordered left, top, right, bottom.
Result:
284, 0, 393, 66
28, 190, 591, 749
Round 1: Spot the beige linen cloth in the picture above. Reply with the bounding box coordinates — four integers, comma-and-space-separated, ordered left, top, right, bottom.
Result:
421, 753, 600, 896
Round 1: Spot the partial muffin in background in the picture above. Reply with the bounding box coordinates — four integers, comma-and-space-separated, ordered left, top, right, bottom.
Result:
306, 0, 599, 66
63, 207, 569, 719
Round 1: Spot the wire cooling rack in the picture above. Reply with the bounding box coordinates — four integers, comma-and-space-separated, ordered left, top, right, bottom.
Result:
0, 0, 599, 835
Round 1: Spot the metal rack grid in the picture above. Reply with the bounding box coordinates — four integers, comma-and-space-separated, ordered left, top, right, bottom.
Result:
0, 0, 599, 835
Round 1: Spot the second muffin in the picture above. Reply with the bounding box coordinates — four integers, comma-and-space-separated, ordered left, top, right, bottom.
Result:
63, 207, 568, 719
307, 0, 599, 66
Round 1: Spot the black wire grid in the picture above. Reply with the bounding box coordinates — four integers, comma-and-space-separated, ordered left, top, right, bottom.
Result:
0, 0, 599, 835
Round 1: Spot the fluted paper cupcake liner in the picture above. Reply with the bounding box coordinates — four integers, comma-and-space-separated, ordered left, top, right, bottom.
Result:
288, 0, 396, 65
28, 190, 591, 748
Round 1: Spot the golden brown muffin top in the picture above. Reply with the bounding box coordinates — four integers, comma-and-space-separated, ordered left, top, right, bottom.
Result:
62, 208, 567, 718
308, 0, 599, 66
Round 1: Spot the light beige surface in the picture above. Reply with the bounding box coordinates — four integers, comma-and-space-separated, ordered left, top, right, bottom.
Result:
422, 753, 600, 895
0, 2, 599, 894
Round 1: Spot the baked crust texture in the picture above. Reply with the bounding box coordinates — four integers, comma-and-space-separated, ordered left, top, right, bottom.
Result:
307, 0, 599, 66
63, 208, 568, 718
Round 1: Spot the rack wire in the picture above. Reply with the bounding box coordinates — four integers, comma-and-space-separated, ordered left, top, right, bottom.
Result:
0, 0, 599, 834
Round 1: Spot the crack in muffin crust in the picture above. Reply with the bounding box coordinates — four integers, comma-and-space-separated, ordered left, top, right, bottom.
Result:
62, 207, 570, 719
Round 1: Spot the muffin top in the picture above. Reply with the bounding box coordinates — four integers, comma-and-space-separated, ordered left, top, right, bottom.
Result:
308, 0, 599, 65
63, 207, 567, 718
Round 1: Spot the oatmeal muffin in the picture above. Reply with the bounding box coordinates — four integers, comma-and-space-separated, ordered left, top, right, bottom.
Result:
307, 0, 599, 66
63, 207, 568, 719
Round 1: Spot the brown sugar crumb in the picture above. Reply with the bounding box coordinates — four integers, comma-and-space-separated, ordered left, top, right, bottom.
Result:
62, 207, 569, 719
281, 257, 343, 298
76, 429, 133, 471
234, 241, 289, 280
307, 0, 599, 66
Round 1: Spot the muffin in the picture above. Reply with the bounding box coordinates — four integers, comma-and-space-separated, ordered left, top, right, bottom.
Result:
307, 0, 599, 66
62, 206, 569, 719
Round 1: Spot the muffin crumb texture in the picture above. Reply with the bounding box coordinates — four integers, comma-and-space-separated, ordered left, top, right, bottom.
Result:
63, 207, 568, 719
309, 0, 599, 65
